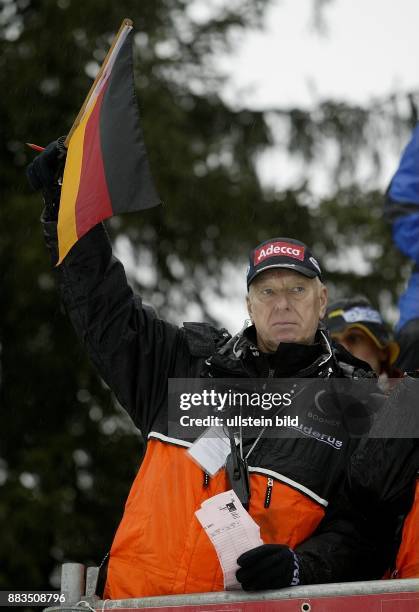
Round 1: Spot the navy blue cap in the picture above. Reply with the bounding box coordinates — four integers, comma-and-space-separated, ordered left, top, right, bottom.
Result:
247, 237, 322, 289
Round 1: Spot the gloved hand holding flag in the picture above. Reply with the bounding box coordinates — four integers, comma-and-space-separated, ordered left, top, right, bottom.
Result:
27, 18, 160, 264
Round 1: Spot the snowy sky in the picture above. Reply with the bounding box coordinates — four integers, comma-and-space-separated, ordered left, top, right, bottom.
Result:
122, 0, 419, 329
219, 0, 419, 109
211, 0, 419, 329
215, 0, 419, 198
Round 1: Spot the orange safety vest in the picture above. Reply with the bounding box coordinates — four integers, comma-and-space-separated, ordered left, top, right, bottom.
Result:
104, 437, 327, 599
393, 478, 419, 579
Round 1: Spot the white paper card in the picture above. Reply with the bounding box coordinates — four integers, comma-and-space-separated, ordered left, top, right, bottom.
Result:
195, 489, 263, 590
187, 426, 232, 476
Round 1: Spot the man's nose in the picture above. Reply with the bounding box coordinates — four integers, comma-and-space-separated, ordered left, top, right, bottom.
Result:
272, 290, 292, 310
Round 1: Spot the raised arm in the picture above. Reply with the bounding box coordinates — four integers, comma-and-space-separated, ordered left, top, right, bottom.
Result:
28, 140, 184, 435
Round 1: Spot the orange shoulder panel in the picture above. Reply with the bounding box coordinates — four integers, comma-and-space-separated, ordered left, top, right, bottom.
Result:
395, 479, 419, 578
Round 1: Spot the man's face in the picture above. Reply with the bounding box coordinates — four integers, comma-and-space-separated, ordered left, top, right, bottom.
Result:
246, 269, 328, 352
332, 327, 386, 375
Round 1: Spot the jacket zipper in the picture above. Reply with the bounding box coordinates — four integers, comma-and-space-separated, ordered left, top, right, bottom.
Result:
264, 477, 274, 508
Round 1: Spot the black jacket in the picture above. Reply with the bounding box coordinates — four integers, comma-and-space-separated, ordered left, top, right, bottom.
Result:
42, 217, 410, 586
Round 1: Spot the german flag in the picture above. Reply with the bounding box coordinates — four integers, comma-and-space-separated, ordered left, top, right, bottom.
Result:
57, 20, 160, 264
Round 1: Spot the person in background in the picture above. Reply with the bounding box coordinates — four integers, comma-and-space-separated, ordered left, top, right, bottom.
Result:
326, 297, 401, 386
383, 122, 419, 579
385, 122, 419, 373
321, 126, 419, 582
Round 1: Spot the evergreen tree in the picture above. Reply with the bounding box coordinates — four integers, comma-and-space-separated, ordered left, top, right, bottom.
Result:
0, 0, 417, 594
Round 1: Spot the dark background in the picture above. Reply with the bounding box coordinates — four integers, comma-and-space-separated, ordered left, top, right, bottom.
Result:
0, 0, 417, 597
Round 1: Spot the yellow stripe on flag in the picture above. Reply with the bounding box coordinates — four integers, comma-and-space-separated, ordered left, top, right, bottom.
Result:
57, 101, 96, 265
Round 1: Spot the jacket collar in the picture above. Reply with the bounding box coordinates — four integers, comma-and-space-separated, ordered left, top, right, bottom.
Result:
206, 324, 336, 378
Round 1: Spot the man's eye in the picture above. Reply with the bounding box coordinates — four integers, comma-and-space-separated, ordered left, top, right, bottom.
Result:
261, 288, 274, 296
289, 286, 305, 294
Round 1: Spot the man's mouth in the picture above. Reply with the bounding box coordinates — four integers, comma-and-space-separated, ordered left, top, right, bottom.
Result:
272, 322, 297, 328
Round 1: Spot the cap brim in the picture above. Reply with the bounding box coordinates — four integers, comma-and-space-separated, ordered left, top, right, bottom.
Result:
247, 263, 318, 288
387, 341, 400, 366
326, 311, 347, 334
352, 324, 400, 366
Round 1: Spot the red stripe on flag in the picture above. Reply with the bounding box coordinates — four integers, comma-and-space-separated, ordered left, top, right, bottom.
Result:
75, 83, 113, 239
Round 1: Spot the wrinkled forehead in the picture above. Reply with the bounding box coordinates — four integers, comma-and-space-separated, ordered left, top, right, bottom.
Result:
250, 267, 314, 287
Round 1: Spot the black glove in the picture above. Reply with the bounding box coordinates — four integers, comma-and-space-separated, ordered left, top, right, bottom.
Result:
236, 544, 302, 591
26, 136, 67, 218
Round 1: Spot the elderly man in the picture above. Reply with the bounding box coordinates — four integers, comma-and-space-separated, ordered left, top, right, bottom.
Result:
28, 144, 379, 598
246, 247, 327, 349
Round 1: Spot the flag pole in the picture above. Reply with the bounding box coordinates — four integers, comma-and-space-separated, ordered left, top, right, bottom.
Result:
64, 18, 134, 147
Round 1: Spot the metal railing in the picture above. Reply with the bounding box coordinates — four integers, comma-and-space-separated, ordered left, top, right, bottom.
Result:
44, 562, 419, 612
